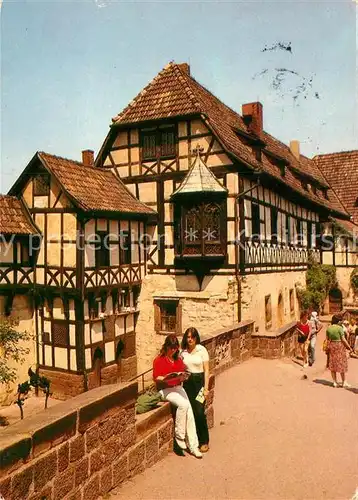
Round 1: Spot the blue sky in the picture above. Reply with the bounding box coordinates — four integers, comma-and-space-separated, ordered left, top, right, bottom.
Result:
1, 0, 356, 192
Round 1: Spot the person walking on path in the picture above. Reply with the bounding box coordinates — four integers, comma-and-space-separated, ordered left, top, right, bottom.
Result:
326, 314, 355, 388
296, 310, 312, 368
308, 311, 323, 366
181, 327, 210, 453
153, 334, 202, 459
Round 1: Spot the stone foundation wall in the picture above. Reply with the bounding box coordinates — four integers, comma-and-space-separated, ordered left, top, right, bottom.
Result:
251, 321, 297, 359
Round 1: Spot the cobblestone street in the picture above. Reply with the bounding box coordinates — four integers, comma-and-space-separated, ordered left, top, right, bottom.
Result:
110, 328, 358, 500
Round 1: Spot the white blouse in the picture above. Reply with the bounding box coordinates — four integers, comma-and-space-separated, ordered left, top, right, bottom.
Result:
181, 344, 209, 373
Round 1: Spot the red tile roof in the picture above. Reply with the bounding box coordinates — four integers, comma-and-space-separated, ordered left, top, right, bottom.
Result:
0, 195, 39, 235
110, 62, 347, 218
314, 150, 358, 224
38, 153, 155, 216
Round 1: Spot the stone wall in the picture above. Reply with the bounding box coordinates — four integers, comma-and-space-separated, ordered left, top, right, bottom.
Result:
241, 271, 305, 333
136, 273, 239, 374
336, 267, 356, 306
251, 321, 297, 359
0, 381, 175, 500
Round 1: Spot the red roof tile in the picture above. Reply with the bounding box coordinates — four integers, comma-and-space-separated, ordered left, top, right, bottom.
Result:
38, 153, 155, 216
110, 62, 347, 218
0, 195, 39, 235
314, 151, 358, 224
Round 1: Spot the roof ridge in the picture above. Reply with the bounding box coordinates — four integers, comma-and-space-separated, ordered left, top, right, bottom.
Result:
112, 63, 175, 124
313, 149, 358, 159
172, 63, 203, 113
38, 151, 113, 174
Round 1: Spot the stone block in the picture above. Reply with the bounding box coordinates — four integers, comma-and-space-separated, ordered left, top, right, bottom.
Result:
34, 450, 57, 491
33, 413, 77, 458
29, 485, 53, 500
85, 424, 99, 454
158, 420, 173, 449
206, 405, 214, 429
128, 442, 145, 472
0, 476, 11, 499
145, 432, 159, 462
99, 417, 116, 442
58, 442, 69, 473
82, 474, 100, 500
100, 364, 118, 385
123, 332, 136, 359
0, 435, 32, 476
69, 435, 85, 463
112, 456, 128, 487
53, 468, 74, 500
74, 456, 89, 487
100, 466, 113, 496
121, 426, 136, 451
11, 465, 34, 500
125, 406, 136, 426
78, 383, 137, 433
208, 374, 215, 391
102, 436, 122, 463
206, 389, 214, 407
89, 448, 104, 475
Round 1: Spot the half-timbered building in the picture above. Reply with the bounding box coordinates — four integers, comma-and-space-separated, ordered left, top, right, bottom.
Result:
2, 151, 154, 398
314, 151, 358, 311
96, 62, 351, 371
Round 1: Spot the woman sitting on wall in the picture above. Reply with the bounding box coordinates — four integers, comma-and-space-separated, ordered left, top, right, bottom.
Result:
181, 327, 210, 453
296, 310, 312, 368
153, 334, 202, 459
326, 314, 354, 388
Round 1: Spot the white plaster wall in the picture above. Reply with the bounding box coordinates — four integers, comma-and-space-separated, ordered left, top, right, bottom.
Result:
337, 267, 357, 305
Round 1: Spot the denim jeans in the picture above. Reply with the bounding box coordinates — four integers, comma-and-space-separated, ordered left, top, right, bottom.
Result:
308, 334, 317, 365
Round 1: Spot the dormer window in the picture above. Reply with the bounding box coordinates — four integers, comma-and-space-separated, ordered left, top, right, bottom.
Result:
141, 125, 176, 161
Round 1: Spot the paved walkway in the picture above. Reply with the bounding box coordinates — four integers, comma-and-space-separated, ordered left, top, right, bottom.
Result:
110, 329, 358, 500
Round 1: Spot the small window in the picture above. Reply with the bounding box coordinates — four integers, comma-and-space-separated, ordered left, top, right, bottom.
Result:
120, 231, 131, 265
52, 320, 69, 347
270, 207, 278, 244
88, 294, 101, 319
120, 288, 130, 311
296, 219, 303, 246
286, 215, 291, 245
141, 126, 176, 161
289, 289, 295, 313
251, 202, 261, 242
154, 299, 181, 335
33, 173, 50, 196
95, 232, 110, 268
265, 295, 272, 329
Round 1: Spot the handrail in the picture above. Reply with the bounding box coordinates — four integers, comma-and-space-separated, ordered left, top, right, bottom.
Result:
129, 368, 153, 395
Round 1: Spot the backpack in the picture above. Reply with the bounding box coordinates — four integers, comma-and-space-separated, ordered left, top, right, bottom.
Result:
135, 386, 162, 414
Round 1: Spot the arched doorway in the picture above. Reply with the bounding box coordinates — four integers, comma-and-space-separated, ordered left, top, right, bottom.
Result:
277, 293, 284, 327
92, 347, 104, 388
329, 288, 343, 314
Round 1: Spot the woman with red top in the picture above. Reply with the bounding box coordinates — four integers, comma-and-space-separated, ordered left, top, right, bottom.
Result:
153, 334, 202, 459
296, 310, 312, 368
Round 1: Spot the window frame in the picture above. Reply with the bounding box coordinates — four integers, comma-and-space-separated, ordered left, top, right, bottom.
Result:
120, 231, 132, 265
140, 125, 177, 161
95, 232, 110, 268
154, 299, 182, 335
251, 202, 261, 242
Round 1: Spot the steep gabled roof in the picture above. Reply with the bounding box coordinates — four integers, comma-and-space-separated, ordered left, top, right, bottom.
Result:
314, 150, 358, 224
0, 195, 40, 235
107, 62, 348, 219
171, 149, 227, 197
9, 152, 155, 216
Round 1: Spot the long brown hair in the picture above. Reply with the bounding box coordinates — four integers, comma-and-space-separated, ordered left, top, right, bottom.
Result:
160, 334, 180, 359
181, 327, 201, 350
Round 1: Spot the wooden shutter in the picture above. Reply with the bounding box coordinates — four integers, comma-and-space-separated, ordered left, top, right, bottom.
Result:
154, 302, 161, 333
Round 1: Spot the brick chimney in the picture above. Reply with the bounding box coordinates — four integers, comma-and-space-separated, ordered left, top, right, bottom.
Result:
178, 63, 190, 75
242, 102, 263, 136
82, 150, 94, 167
289, 140, 300, 159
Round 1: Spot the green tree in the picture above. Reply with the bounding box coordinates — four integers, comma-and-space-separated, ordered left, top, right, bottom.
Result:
0, 317, 32, 385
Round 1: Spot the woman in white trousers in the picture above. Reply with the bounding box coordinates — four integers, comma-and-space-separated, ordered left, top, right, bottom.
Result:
153, 334, 202, 458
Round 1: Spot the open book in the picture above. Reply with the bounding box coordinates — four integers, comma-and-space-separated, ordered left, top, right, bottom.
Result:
163, 371, 188, 381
